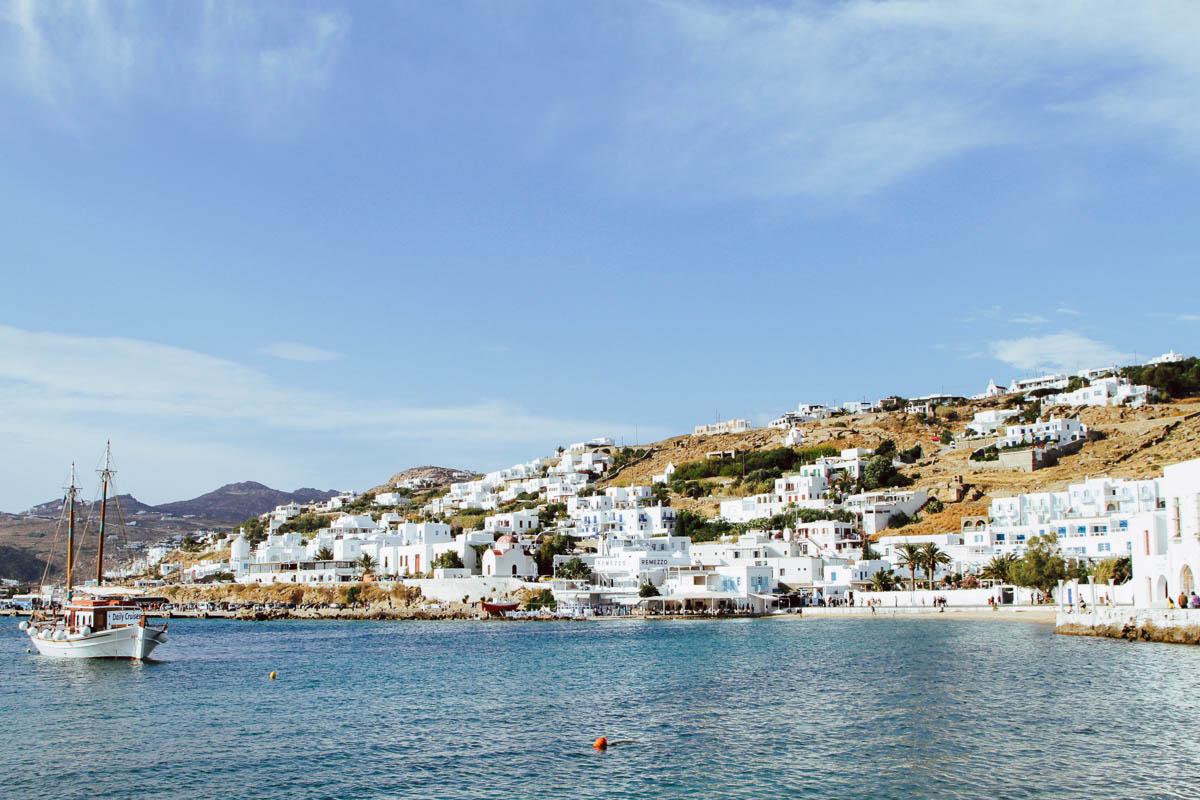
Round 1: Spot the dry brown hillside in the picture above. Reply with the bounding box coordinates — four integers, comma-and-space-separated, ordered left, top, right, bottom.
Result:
603, 398, 1200, 530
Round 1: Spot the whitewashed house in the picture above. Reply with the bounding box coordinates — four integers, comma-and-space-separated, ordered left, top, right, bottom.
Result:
966, 409, 1021, 437
998, 416, 1087, 449
694, 419, 752, 436
652, 463, 676, 485
1046, 377, 1158, 408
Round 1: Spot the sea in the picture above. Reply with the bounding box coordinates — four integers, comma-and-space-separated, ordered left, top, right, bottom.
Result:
1, 616, 1198, 799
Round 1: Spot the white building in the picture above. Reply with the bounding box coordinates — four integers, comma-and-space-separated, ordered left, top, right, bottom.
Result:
374, 492, 412, 507
484, 509, 541, 535
1146, 350, 1186, 365
965, 409, 1021, 437
652, 462, 676, 485
694, 419, 752, 436
978, 475, 1163, 561
1008, 374, 1069, 395
481, 535, 538, 579
1130, 459, 1200, 607
718, 471, 830, 523
1046, 377, 1158, 408
843, 490, 929, 536
998, 416, 1088, 449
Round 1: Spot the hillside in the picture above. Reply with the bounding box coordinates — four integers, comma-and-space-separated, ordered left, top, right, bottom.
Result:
154, 482, 339, 522
24, 493, 157, 518
0, 544, 56, 583
603, 397, 1200, 525
369, 465, 479, 495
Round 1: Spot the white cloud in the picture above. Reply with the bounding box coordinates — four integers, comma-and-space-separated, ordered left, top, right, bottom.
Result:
0, 1, 348, 123
989, 331, 1132, 373
0, 324, 642, 440
581, 0, 1200, 200
1010, 314, 1049, 325
1056, 307, 1082, 316
0, 324, 658, 507
260, 342, 343, 362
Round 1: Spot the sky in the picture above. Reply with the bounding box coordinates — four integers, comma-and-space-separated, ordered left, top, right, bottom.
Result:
0, 0, 1198, 510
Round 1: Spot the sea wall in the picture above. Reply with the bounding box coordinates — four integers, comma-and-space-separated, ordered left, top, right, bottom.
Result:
397, 576, 544, 603
1056, 607, 1200, 645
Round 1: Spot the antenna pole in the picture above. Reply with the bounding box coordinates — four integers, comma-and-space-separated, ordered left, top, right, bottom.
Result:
96, 441, 115, 587
65, 463, 79, 599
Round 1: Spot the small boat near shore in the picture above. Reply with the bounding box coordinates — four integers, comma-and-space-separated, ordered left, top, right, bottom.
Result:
19, 445, 168, 660
480, 600, 520, 616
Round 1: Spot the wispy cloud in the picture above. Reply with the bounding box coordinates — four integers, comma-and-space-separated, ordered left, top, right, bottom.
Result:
0, 324, 643, 443
990, 331, 1132, 373
1163, 313, 1200, 322
0, 1, 348, 125
1010, 314, 1049, 325
0, 323, 667, 507
571, 1, 1200, 201
260, 342, 343, 362
956, 305, 1003, 323
1056, 307, 1082, 316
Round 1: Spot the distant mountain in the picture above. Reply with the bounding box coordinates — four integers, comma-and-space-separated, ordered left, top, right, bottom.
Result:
24, 493, 158, 518
19, 484, 339, 525
154, 482, 339, 522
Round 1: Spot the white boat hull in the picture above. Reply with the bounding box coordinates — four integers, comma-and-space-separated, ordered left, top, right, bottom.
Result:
29, 624, 167, 660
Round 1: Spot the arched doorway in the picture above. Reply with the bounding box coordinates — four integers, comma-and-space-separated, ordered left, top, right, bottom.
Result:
1181, 565, 1195, 596
1156, 575, 1169, 605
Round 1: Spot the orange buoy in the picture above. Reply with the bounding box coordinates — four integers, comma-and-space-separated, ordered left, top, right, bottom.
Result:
593, 737, 608, 751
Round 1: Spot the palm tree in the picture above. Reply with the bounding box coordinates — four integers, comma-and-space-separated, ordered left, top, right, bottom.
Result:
357, 553, 377, 577
315, 546, 334, 561
895, 543, 923, 591
919, 543, 951, 590
981, 553, 1018, 583
869, 569, 898, 592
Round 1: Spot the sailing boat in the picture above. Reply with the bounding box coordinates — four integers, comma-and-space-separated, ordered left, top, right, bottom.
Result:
19, 444, 168, 660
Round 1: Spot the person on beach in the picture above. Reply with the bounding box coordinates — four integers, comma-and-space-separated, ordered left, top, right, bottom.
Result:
1178, 591, 1189, 610
1190, 592, 1200, 609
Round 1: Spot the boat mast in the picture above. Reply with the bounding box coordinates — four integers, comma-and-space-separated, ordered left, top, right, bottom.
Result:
65, 463, 79, 599
96, 441, 114, 587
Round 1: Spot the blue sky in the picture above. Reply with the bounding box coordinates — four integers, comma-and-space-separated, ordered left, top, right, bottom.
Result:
1, 0, 1198, 509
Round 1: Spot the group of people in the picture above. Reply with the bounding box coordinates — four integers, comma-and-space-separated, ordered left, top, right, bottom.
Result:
1171, 591, 1200, 609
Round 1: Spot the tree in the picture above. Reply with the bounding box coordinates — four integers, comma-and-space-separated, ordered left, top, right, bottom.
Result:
538, 503, 567, 528
357, 553, 377, 577
535, 533, 572, 576
315, 546, 334, 561
919, 543, 951, 590
862, 454, 912, 491
869, 569, 898, 591
1092, 556, 1133, 585
887, 511, 912, 529
895, 543, 923, 591
555, 556, 593, 581
980, 553, 1018, 583
639, 583, 660, 598
432, 550, 464, 570
1009, 535, 1066, 597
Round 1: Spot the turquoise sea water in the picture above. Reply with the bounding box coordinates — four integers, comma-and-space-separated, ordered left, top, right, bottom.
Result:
2, 616, 1198, 799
